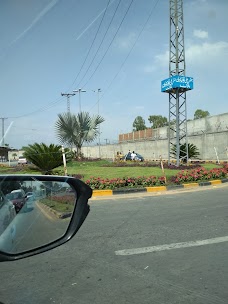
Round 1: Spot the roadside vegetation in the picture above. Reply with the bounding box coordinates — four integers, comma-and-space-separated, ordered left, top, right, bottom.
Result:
23, 143, 72, 174
40, 196, 74, 213
1, 159, 227, 190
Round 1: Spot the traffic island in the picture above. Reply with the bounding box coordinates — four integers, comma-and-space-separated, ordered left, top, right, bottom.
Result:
91, 178, 228, 197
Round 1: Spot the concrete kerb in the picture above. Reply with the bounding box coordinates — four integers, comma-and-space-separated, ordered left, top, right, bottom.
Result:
37, 201, 72, 219
91, 179, 228, 198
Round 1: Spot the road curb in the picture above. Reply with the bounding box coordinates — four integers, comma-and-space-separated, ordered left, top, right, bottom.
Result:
91, 178, 228, 197
37, 202, 72, 219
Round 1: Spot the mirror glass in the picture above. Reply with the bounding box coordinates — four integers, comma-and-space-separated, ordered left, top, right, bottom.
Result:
0, 177, 77, 254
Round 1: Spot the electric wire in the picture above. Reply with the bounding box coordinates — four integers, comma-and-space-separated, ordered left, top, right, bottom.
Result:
75, 0, 122, 88
68, 0, 112, 90
7, 0, 158, 120
7, 96, 65, 119
89, 0, 160, 112
81, 0, 134, 89
6, 0, 115, 119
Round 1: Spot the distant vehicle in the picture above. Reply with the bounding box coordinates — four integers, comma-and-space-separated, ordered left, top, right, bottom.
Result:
0, 193, 16, 252
0, 193, 16, 236
26, 192, 34, 200
6, 189, 27, 213
18, 156, 27, 165
25, 192, 35, 209
124, 152, 144, 162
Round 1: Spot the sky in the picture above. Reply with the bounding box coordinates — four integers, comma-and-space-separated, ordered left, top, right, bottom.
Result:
0, 0, 228, 149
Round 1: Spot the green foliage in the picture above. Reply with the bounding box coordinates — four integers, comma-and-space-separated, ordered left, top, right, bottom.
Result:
23, 143, 72, 174
148, 115, 168, 129
85, 176, 166, 190
173, 166, 228, 184
171, 143, 200, 162
194, 109, 210, 120
132, 116, 147, 131
55, 112, 105, 157
1, 181, 21, 195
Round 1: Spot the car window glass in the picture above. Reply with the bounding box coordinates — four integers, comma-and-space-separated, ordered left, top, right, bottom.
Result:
0, 179, 77, 254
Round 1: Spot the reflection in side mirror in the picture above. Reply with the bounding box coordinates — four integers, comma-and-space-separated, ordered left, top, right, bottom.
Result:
0, 175, 92, 261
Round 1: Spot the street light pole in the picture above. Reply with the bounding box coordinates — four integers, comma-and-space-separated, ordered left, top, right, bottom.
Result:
73, 88, 86, 113
0, 117, 8, 146
93, 89, 101, 158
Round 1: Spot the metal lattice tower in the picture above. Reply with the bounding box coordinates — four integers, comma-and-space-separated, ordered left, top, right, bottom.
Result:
61, 93, 75, 113
161, 0, 193, 166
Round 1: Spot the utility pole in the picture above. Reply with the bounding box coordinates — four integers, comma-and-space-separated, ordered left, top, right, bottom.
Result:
0, 117, 8, 146
161, 0, 193, 166
61, 93, 75, 113
73, 88, 86, 113
93, 89, 101, 158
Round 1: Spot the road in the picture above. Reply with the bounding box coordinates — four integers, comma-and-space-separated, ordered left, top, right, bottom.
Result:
0, 160, 17, 167
1, 184, 228, 304
0, 201, 70, 254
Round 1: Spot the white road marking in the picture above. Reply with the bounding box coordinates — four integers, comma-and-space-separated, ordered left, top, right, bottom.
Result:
115, 236, 228, 256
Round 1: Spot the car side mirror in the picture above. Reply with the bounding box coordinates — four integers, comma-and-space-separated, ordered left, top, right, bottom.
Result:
0, 175, 92, 262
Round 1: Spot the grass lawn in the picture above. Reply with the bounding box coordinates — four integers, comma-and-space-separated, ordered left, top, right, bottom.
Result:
200, 163, 223, 170
57, 160, 223, 181
40, 198, 74, 213
0, 167, 40, 175
0, 161, 223, 182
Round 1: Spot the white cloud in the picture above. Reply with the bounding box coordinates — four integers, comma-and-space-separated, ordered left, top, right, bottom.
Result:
186, 41, 228, 65
142, 65, 157, 73
135, 106, 144, 110
193, 29, 208, 39
154, 51, 169, 68
152, 41, 228, 69
115, 32, 137, 50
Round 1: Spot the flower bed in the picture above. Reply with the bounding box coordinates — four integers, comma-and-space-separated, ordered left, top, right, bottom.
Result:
171, 165, 228, 184
102, 161, 201, 169
84, 165, 228, 189
85, 176, 166, 190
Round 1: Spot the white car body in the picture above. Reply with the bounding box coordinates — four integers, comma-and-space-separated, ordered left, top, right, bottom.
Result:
18, 157, 27, 165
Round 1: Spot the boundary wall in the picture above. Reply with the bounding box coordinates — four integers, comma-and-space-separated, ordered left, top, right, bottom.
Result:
82, 113, 228, 161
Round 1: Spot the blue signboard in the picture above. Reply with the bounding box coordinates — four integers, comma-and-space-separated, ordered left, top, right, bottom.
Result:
161, 75, 193, 92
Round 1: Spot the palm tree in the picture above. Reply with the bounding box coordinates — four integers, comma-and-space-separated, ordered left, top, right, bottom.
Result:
12, 152, 17, 160
55, 112, 105, 158
23, 143, 72, 174
171, 143, 200, 163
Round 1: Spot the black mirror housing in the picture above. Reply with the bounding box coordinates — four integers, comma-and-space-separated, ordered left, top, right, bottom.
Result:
0, 175, 92, 262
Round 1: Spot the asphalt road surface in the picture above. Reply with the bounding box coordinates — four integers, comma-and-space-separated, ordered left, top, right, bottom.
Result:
0, 200, 70, 254
1, 184, 228, 304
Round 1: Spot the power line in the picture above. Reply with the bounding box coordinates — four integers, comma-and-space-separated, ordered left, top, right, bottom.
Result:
76, 0, 122, 87
89, 0, 160, 112
7, 96, 64, 119
5, 0, 158, 120
105, 0, 160, 91
4, 0, 113, 119
81, 0, 134, 88
69, 0, 112, 90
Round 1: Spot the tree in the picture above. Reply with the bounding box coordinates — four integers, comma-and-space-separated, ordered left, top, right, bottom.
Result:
55, 112, 105, 158
194, 109, 210, 120
1, 181, 21, 195
148, 115, 168, 129
132, 116, 147, 131
12, 153, 17, 160
171, 143, 200, 163
23, 143, 72, 174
